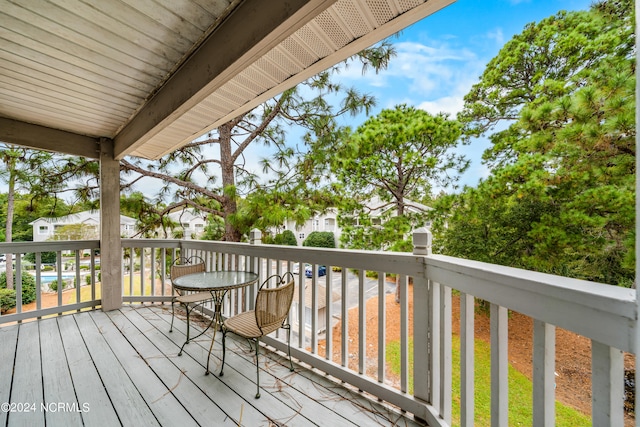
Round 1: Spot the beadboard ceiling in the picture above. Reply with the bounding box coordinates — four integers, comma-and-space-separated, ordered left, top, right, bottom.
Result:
0, 0, 454, 160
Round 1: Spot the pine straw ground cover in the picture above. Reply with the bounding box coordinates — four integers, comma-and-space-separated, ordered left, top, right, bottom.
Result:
317, 285, 635, 426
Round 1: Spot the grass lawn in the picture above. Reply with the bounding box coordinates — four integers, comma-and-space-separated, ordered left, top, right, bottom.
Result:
386, 336, 590, 426
66, 275, 169, 303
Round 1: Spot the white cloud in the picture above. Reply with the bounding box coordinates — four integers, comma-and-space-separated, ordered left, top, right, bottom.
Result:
335, 39, 485, 119
486, 28, 505, 46
417, 96, 464, 117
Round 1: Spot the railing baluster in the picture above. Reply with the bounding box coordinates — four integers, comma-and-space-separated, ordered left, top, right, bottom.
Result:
440, 285, 452, 424
430, 280, 441, 407
341, 267, 348, 368
297, 260, 305, 348
75, 251, 81, 310
377, 273, 385, 383
358, 269, 366, 375
490, 303, 508, 427
533, 320, 555, 427
311, 266, 318, 354
326, 266, 333, 361
35, 252, 42, 313
150, 247, 156, 297
56, 251, 62, 309
592, 340, 624, 426
460, 292, 475, 427
16, 254, 23, 315
400, 274, 409, 393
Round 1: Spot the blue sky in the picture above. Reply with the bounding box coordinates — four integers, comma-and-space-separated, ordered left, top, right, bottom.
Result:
325, 0, 594, 190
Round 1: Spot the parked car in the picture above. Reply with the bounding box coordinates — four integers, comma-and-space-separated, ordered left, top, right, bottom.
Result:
292, 263, 327, 278
305, 264, 326, 278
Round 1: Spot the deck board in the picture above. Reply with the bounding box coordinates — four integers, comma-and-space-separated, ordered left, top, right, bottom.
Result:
10, 321, 45, 427
0, 324, 18, 427
39, 319, 83, 427
89, 310, 202, 427
73, 312, 159, 426
0, 305, 426, 427
57, 315, 122, 427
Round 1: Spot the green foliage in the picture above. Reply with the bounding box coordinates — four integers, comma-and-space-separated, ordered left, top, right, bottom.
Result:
335, 105, 468, 201
271, 230, 298, 246
302, 231, 335, 248
23, 251, 57, 264
49, 279, 64, 292
386, 336, 590, 426
0, 192, 73, 242
331, 105, 466, 251
105, 42, 397, 241
440, 0, 635, 285
0, 288, 16, 313
0, 271, 36, 305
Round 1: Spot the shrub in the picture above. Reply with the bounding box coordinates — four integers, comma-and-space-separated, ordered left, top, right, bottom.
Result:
49, 279, 67, 292
0, 288, 16, 313
303, 231, 335, 248
272, 230, 298, 246
0, 271, 36, 305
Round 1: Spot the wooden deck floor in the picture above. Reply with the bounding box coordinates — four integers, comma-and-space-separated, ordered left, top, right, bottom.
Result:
0, 305, 426, 427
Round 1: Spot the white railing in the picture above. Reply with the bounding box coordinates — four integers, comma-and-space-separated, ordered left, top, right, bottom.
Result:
0, 233, 635, 426
0, 240, 101, 323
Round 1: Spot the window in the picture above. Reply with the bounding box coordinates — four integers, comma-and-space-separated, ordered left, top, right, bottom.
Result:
313, 220, 319, 231
299, 233, 305, 239
38, 225, 49, 234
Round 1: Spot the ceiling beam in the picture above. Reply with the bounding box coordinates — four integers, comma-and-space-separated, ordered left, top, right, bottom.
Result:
0, 117, 100, 159
114, 0, 336, 159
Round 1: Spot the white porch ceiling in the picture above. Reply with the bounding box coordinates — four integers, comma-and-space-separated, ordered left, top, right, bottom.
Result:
0, 0, 454, 160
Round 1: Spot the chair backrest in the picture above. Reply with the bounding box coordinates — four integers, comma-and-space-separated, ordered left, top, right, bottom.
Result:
255, 273, 295, 335
170, 255, 206, 281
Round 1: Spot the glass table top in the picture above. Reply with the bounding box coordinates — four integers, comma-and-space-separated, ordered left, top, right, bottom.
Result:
172, 270, 259, 291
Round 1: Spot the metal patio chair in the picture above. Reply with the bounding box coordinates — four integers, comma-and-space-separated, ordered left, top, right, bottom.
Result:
169, 255, 211, 349
218, 272, 295, 398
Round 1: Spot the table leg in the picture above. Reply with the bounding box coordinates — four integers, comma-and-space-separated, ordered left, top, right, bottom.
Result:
206, 291, 226, 375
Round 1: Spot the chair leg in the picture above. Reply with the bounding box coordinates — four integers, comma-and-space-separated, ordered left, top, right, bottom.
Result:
285, 325, 294, 372
169, 299, 176, 332
255, 337, 261, 399
178, 304, 191, 356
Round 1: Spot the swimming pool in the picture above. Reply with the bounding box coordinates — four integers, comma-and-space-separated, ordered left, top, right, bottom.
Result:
31, 274, 77, 284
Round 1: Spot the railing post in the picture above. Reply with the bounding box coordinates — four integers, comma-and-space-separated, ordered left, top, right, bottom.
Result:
99, 138, 122, 311
413, 228, 432, 406
249, 229, 262, 245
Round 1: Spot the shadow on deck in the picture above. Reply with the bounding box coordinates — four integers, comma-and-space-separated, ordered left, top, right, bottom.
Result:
0, 305, 425, 426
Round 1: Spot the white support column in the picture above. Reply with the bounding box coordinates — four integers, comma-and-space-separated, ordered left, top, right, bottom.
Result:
412, 228, 431, 404
99, 138, 122, 311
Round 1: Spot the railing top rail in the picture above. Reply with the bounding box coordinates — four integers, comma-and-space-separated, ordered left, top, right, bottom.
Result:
0, 240, 100, 252
427, 254, 637, 352
167, 239, 425, 276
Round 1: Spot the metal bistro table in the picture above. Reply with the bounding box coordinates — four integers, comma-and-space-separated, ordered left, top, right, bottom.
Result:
172, 270, 259, 370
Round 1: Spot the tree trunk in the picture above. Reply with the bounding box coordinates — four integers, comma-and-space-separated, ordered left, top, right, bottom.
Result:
218, 124, 242, 242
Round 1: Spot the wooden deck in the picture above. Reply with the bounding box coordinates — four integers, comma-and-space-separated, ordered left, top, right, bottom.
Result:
0, 305, 426, 427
